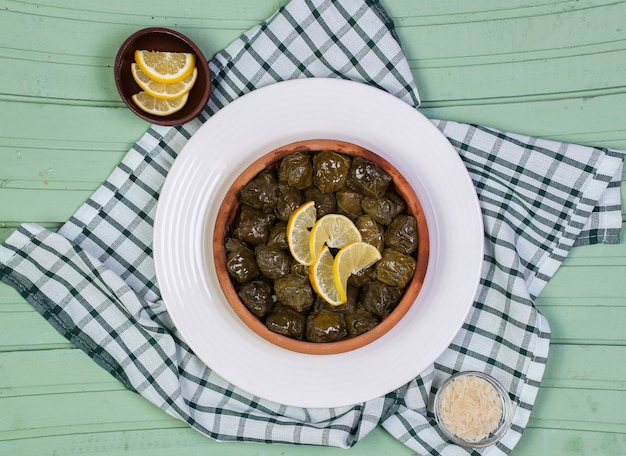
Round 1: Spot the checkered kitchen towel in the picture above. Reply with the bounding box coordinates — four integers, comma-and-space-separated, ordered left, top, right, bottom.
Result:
0, 0, 623, 454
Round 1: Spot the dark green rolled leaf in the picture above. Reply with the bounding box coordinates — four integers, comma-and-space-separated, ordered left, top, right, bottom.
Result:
360, 279, 404, 316
237, 280, 274, 317
265, 305, 306, 340
375, 249, 416, 288
336, 188, 364, 218
239, 169, 279, 212
233, 204, 276, 246
278, 152, 314, 189
312, 150, 352, 193
305, 310, 348, 343
225, 239, 259, 284
345, 307, 380, 337
254, 244, 292, 280
361, 192, 406, 225
385, 215, 418, 255
303, 186, 337, 218
266, 221, 289, 250
346, 156, 392, 198
274, 274, 314, 312
355, 215, 385, 252
275, 183, 303, 221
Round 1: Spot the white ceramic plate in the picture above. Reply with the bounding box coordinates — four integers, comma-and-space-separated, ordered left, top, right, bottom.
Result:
154, 78, 483, 408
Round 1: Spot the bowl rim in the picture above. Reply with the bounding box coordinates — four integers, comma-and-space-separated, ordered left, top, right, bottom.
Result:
114, 26, 212, 126
213, 139, 430, 355
434, 370, 514, 448
153, 77, 485, 407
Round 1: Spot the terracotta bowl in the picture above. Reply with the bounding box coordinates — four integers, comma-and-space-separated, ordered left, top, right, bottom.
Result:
213, 139, 430, 355
114, 27, 212, 126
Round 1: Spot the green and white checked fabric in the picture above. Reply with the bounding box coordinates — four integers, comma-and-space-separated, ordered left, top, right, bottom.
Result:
0, 0, 624, 455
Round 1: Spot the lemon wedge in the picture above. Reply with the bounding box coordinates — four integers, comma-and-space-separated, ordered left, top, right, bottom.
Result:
131, 63, 197, 99
131, 91, 188, 116
134, 50, 196, 83
333, 242, 382, 303
309, 213, 361, 262
309, 245, 343, 305
286, 201, 317, 266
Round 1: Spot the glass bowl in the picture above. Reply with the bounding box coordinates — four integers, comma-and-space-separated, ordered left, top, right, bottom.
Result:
434, 371, 513, 448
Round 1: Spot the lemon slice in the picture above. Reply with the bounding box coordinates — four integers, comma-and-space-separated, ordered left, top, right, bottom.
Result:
131, 63, 197, 99
286, 201, 317, 266
309, 245, 343, 305
309, 213, 362, 262
134, 50, 196, 83
333, 242, 382, 303
131, 91, 189, 116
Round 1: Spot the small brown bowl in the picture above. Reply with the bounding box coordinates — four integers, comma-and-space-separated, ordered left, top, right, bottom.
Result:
213, 139, 430, 355
114, 27, 211, 126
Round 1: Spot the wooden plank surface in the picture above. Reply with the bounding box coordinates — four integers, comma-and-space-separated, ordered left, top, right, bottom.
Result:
1, 1, 625, 455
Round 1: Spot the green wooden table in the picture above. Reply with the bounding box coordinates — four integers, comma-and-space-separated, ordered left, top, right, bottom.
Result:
1, 1, 625, 454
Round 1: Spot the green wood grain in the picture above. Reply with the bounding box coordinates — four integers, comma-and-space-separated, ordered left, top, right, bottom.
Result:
530, 387, 626, 433
0, 427, 412, 456
538, 304, 626, 345
1, 426, 624, 456
1, 0, 625, 455
0, 101, 147, 146
543, 345, 626, 390
1, 346, 625, 454
0, 350, 122, 396
0, 310, 73, 351
1, 344, 622, 402
515, 428, 626, 455
538, 266, 626, 299
0, 391, 179, 441
0, 188, 93, 223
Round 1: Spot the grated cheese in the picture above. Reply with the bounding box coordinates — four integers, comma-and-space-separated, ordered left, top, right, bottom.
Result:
437, 374, 503, 442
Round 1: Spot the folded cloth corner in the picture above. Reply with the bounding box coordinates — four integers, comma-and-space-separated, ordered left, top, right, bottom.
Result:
1, 0, 624, 455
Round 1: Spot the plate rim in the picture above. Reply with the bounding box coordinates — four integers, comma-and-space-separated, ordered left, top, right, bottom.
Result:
153, 78, 484, 408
